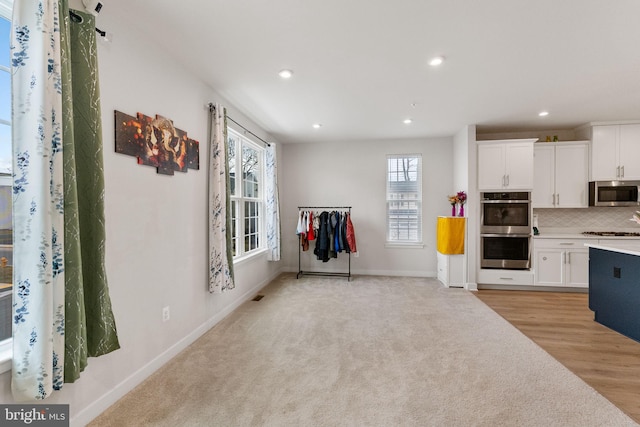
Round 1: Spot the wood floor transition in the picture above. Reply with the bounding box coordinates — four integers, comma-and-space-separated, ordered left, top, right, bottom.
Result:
475, 290, 640, 424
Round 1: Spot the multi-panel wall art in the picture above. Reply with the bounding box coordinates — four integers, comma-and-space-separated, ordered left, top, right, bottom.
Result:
114, 110, 200, 175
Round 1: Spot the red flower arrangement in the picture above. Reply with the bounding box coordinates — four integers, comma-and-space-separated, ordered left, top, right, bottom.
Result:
447, 191, 467, 216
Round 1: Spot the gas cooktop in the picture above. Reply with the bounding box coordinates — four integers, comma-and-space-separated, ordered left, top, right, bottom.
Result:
582, 231, 640, 237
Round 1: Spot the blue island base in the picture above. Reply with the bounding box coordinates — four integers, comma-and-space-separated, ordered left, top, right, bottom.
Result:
589, 247, 640, 343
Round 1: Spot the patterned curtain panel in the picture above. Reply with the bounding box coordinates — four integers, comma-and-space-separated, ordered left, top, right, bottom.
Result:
208, 104, 235, 293
265, 144, 281, 261
11, 0, 120, 400
11, 0, 66, 400
59, 2, 120, 383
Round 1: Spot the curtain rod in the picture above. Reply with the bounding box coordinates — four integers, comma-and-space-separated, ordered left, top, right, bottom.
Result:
69, 10, 109, 40
208, 103, 271, 147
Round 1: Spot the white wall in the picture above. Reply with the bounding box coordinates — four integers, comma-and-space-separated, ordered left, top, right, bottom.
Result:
0, 3, 282, 425
453, 125, 477, 289
280, 137, 453, 277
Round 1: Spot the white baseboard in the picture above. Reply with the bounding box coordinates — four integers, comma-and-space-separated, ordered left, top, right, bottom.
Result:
283, 266, 436, 278
72, 269, 282, 427
353, 269, 435, 278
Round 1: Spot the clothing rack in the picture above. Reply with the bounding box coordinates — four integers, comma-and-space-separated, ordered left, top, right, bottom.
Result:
297, 206, 352, 281
207, 103, 271, 147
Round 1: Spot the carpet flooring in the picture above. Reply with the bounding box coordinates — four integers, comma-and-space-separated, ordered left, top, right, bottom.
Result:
89, 274, 637, 426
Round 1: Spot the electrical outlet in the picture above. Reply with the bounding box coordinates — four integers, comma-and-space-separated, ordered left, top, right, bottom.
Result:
162, 306, 170, 322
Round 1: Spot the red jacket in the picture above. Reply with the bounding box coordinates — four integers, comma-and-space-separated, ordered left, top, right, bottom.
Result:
346, 213, 357, 252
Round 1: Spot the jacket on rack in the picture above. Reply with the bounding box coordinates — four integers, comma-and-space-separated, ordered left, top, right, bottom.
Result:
314, 211, 331, 262
346, 212, 357, 252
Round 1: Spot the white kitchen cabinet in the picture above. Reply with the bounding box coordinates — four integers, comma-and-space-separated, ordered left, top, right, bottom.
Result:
533, 239, 589, 288
478, 139, 536, 191
591, 124, 640, 181
565, 250, 589, 287
437, 251, 464, 288
533, 142, 589, 208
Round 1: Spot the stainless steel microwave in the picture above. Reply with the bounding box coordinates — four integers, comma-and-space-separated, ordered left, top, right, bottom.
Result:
589, 181, 640, 206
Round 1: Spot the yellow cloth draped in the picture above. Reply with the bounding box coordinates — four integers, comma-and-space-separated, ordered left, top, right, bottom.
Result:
437, 217, 466, 254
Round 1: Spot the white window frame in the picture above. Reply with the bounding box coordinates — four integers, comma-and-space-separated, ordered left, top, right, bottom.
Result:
228, 128, 266, 261
385, 154, 423, 247
0, 0, 10, 20
0, 0, 12, 374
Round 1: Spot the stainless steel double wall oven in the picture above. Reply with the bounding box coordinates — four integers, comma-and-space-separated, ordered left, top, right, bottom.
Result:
480, 191, 532, 269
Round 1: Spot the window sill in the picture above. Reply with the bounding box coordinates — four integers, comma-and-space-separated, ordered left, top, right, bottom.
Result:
233, 248, 268, 266
385, 242, 425, 249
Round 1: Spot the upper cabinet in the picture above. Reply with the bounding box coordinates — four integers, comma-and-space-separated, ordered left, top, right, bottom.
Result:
533, 142, 589, 208
591, 124, 640, 181
477, 139, 536, 191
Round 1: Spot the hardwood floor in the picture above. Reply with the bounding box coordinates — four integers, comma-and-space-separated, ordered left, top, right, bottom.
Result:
475, 289, 640, 424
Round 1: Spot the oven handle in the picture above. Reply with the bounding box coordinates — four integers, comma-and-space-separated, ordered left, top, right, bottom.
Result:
480, 233, 531, 238
480, 200, 530, 204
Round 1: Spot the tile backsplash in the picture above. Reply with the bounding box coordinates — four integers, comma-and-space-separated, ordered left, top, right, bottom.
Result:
534, 207, 640, 230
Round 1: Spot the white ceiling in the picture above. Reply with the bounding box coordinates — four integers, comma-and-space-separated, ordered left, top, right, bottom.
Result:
116, 0, 640, 144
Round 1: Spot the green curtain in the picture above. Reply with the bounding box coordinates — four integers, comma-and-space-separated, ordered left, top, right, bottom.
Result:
223, 113, 235, 284
59, 1, 120, 383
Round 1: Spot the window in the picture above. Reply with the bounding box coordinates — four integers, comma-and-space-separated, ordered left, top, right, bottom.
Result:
386, 154, 422, 243
0, 1, 12, 370
228, 128, 265, 258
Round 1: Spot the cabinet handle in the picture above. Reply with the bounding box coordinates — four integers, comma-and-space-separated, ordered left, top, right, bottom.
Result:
617, 166, 621, 178
622, 165, 625, 177
499, 277, 513, 280
559, 243, 574, 245
562, 252, 566, 264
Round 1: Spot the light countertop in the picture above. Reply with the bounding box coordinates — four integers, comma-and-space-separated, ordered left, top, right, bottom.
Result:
534, 233, 598, 239
585, 242, 640, 257
534, 228, 640, 240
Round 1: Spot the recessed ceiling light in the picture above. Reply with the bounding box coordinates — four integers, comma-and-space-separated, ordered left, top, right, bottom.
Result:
312, 123, 322, 129
429, 56, 444, 67
278, 69, 293, 79
403, 118, 413, 124
539, 111, 549, 117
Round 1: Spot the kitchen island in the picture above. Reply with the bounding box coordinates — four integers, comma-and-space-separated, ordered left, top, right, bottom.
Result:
587, 242, 640, 343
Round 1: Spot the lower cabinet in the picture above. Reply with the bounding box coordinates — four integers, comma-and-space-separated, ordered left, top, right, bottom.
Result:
533, 239, 589, 288
477, 268, 534, 286
437, 251, 464, 288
